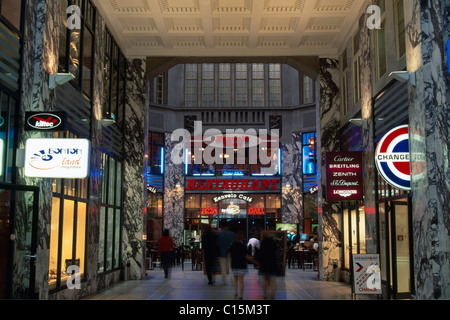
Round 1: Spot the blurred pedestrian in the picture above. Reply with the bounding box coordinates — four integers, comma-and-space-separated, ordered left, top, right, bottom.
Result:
228, 230, 255, 299
258, 236, 280, 299
217, 226, 235, 284
202, 224, 218, 285
157, 229, 176, 278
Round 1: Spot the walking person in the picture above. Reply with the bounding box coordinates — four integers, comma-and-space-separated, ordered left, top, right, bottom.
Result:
157, 229, 176, 278
257, 236, 280, 299
202, 224, 218, 285
217, 226, 234, 285
228, 230, 255, 299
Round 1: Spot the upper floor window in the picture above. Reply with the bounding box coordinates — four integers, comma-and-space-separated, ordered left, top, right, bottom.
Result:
252, 64, 264, 107
374, 0, 387, 79
202, 64, 214, 107
352, 32, 361, 104
148, 132, 164, 175
219, 64, 231, 107
185, 64, 198, 108
395, 0, 406, 59
269, 64, 281, 107
303, 75, 314, 104
59, 0, 96, 98
235, 63, 248, 107
0, 0, 22, 32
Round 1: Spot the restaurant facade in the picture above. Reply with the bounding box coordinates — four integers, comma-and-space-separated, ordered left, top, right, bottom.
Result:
0, 0, 448, 300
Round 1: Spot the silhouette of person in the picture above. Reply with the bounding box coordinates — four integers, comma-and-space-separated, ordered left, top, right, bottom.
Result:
202, 224, 218, 285
157, 229, 176, 278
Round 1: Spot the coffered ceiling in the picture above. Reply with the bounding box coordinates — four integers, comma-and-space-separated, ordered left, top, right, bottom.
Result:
93, 0, 366, 58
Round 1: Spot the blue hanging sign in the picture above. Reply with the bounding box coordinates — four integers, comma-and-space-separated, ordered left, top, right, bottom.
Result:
446, 37, 450, 76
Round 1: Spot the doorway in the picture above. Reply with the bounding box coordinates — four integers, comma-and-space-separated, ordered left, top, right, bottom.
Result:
0, 184, 39, 299
377, 196, 414, 299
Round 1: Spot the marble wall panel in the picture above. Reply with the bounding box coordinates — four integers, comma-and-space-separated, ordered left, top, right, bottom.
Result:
405, 0, 450, 300
281, 133, 303, 225
317, 58, 342, 281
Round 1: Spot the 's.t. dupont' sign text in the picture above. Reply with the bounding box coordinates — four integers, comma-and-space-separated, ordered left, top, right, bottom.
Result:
326, 152, 363, 202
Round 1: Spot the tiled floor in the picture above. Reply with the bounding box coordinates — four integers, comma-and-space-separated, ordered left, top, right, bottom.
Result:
84, 264, 375, 300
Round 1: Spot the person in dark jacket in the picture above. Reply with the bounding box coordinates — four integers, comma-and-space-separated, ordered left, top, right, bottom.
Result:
157, 229, 176, 278
258, 236, 280, 299
202, 224, 218, 284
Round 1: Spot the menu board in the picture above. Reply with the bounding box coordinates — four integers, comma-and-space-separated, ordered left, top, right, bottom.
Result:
260, 230, 287, 276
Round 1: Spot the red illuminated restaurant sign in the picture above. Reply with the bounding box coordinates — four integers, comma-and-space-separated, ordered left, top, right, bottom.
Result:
201, 208, 218, 215
325, 152, 363, 202
186, 179, 279, 191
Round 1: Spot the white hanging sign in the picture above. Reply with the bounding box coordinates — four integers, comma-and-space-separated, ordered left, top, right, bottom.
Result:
24, 138, 90, 178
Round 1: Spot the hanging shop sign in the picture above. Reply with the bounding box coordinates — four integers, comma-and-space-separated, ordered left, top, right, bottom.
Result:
352, 254, 382, 295
24, 138, 90, 178
212, 193, 253, 203
375, 125, 411, 190
25, 111, 67, 131
186, 178, 279, 191
325, 152, 363, 202
147, 185, 157, 193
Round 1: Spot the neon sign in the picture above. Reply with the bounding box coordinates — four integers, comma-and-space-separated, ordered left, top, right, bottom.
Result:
248, 208, 264, 215
201, 208, 218, 215
186, 178, 279, 191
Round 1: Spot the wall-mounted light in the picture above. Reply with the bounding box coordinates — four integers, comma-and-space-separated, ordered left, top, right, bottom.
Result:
176, 183, 181, 188
49, 73, 75, 89
388, 71, 416, 86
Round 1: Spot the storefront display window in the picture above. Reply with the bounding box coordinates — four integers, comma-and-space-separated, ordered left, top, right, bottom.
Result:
184, 192, 280, 245
98, 152, 123, 273
49, 133, 88, 291
147, 191, 163, 241
342, 203, 366, 270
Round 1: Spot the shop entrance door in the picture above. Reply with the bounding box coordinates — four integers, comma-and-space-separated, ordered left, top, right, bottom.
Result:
0, 184, 39, 299
378, 197, 414, 299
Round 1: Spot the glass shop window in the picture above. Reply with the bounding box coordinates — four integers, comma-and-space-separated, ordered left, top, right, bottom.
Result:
58, 0, 96, 98
148, 132, 164, 175
98, 152, 123, 273
49, 132, 89, 291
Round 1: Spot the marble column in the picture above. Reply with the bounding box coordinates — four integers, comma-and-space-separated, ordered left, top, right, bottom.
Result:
317, 58, 342, 281
122, 58, 147, 280
281, 133, 303, 225
163, 133, 185, 245
358, 12, 377, 254
405, 0, 450, 300
15, 0, 55, 299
